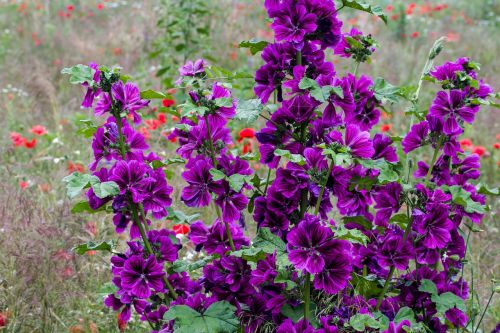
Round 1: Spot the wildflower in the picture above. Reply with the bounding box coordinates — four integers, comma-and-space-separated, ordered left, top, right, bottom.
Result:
109, 160, 154, 203
162, 99, 175, 107
30, 125, 47, 136
328, 125, 375, 159
111, 82, 150, 124
97, 3, 104, 10
493, 142, 500, 149
271, 3, 317, 43
472, 146, 487, 157
402, 121, 429, 153
10, 132, 24, 146
172, 224, 189, 235
413, 205, 453, 249
380, 124, 392, 132
121, 255, 165, 298
238, 128, 255, 140
23, 138, 36, 149
181, 158, 220, 207
19, 181, 29, 189
179, 59, 206, 77
410, 31, 420, 39
287, 214, 347, 274
429, 90, 478, 134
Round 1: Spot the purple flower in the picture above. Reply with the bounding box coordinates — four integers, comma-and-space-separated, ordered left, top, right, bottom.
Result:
372, 134, 398, 162
329, 125, 374, 159
402, 121, 429, 154
429, 90, 478, 134
373, 182, 402, 227
271, 2, 317, 43
81, 62, 101, 108
313, 249, 352, 294
111, 81, 150, 124
274, 163, 309, 199
189, 220, 249, 255
208, 83, 236, 121
250, 253, 278, 286
181, 158, 218, 207
283, 93, 319, 123
287, 214, 346, 274
277, 319, 315, 333
382, 320, 411, 333
334, 28, 364, 58
147, 229, 180, 263
120, 255, 165, 299
377, 234, 413, 270
110, 160, 155, 203
179, 59, 206, 77
413, 205, 453, 249
213, 182, 249, 223
445, 308, 467, 328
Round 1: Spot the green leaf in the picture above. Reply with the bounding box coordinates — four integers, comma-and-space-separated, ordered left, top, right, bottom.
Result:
389, 214, 410, 229
340, 0, 388, 24
140, 89, 167, 99
373, 77, 401, 104
91, 181, 119, 199
446, 185, 486, 214
253, 228, 286, 254
73, 240, 114, 255
228, 174, 248, 192
476, 183, 500, 196
394, 307, 416, 324
419, 279, 438, 295
349, 313, 382, 331
61, 64, 94, 85
62, 172, 99, 198
334, 224, 369, 246
274, 149, 306, 165
166, 208, 200, 224
209, 168, 227, 181
235, 99, 263, 123
357, 159, 401, 183
238, 40, 269, 55
214, 97, 233, 108
172, 256, 214, 273
76, 119, 98, 138
232, 247, 268, 262
164, 301, 239, 333
432, 292, 466, 313
342, 216, 372, 230
71, 201, 107, 214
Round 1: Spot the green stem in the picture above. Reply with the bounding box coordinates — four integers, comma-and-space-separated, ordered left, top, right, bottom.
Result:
297, 51, 302, 66
112, 95, 177, 300
353, 61, 360, 78
474, 290, 494, 333
424, 142, 442, 187
204, 117, 236, 252
263, 168, 272, 195
314, 159, 334, 215
304, 272, 311, 320
376, 266, 395, 310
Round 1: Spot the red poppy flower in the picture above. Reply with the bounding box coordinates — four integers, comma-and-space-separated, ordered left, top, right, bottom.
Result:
171, 115, 180, 122
67, 5, 74, 11
493, 143, 500, 150
472, 146, 487, 157
145, 119, 161, 130
138, 127, 151, 140
157, 113, 167, 124
173, 224, 190, 235
97, 3, 104, 10
23, 138, 36, 149
30, 125, 47, 136
380, 124, 392, 132
10, 132, 24, 146
239, 128, 255, 139
162, 99, 175, 107
459, 138, 473, 149
410, 31, 419, 38
19, 181, 29, 189
386, 5, 394, 12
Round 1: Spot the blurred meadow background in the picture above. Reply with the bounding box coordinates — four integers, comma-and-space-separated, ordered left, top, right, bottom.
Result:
0, 0, 498, 332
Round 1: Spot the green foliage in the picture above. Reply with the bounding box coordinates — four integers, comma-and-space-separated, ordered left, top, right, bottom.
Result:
61, 64, 94, 85
299, 77, 343, 103
166, 207, 200, 224
348, 313, 385, 331
235, 99, 264, 123
73, 241, 115, 255
338, 0, 387, 23
172, 256, 214, 273
357, 159, 402, 183
372, 77, 404, 104
71, 201, 108, 214
445, 185, 486, 214
274, 149, 307, 165
238, 40, 269, 55
164, 301, 239, 333
140, 89, 168, 99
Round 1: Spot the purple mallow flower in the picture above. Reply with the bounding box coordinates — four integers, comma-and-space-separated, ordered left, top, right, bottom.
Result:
271, 2, 317, 44
429, 90, 478, 134
120, 255, 165, 299
111, 81, 150, 124
287, 214, 348, 274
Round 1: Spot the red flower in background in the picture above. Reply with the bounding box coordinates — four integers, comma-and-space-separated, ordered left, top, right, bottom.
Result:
162, 99, 175, 107
173, 224, 190, 235
97, 3, 104, 10
238, 128, 255, 140
380, 124, 392, 132
68, 162, 85, 173
171, 115, 180, 122
493, 143, 500, 150
30, 125, 47, 136
145, 119, 161, 130
157, 113, 167, 124
67, 5, 74, 11
19, 181, 29, 189
23, 138, 36, 149
410, 31, 419, 39
0, 312, 8, 329
459, 138, 473, 149
10, 132, 24, 146
472, 146, 487, 157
